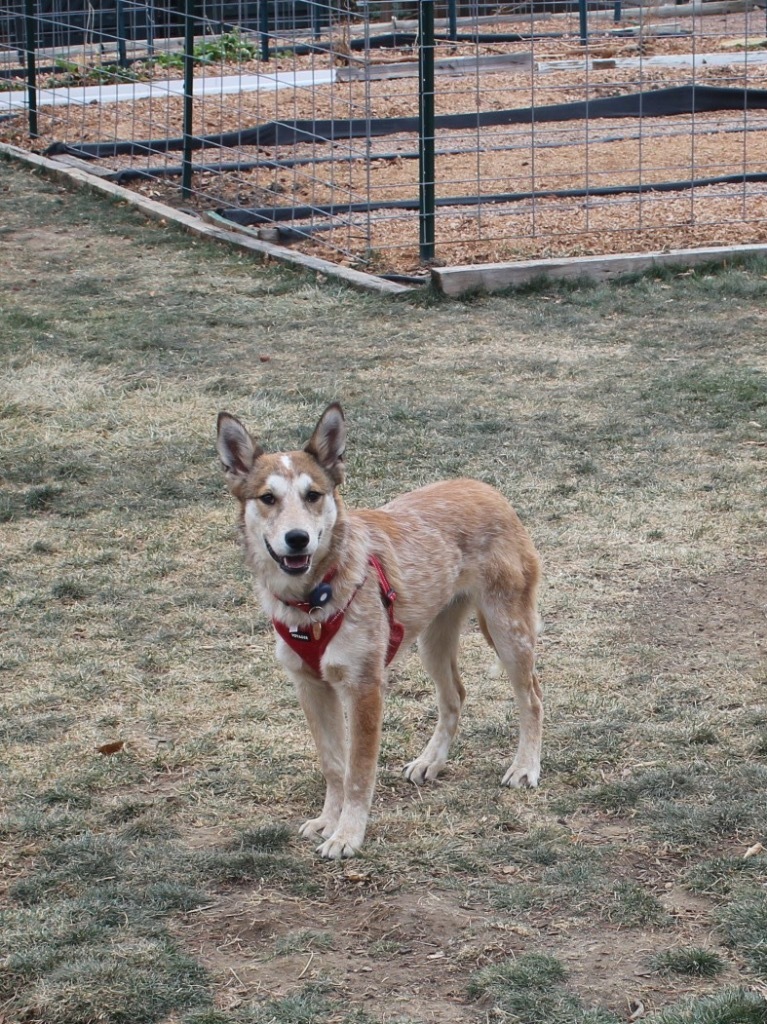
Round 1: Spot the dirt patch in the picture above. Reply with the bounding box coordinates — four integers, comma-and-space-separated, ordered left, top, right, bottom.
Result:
176, 869, 736, 1021
631, 559, 767, 673
178, 888, 498, 1021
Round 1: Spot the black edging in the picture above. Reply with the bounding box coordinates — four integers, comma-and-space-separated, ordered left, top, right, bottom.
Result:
44, 85, 767, 160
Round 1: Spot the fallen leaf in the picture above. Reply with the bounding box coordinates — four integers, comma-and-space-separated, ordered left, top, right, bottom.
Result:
97, 740, 125, 756
744, 842, 764, 859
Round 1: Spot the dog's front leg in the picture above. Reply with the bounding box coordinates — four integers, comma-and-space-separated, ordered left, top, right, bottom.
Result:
292, 670, 347, 841
316, 675, 384, 860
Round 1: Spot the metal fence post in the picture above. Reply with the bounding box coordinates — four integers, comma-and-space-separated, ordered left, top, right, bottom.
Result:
418, 0, 435, 263
447, 0, 457, 41
181, 0, 196, 198
145, 0, 155, 56
259, 0, 270, 61
24, 0, 38, 138
579, 0, 589, 45
116, 0, 128, 67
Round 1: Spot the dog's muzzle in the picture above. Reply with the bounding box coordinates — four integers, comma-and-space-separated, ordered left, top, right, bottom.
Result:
265, 537, 312, 575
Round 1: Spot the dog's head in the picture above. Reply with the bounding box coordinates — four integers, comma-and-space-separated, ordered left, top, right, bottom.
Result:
216, 404, 346, 584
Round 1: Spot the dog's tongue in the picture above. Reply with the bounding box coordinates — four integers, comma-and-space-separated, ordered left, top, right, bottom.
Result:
283, 554, 311, 570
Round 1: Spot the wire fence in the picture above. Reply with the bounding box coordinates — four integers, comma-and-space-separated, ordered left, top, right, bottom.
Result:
3, 0, 767, 277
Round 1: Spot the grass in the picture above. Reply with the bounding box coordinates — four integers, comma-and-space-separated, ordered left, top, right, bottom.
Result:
2, 156, 767, 1023
648, 948, 726, 978
467, 954, 630, 1023
646, 989, 767, 1024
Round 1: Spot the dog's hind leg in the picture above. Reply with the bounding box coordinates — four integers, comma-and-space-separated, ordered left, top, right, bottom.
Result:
292, 671, 348, 841
404, 595, 471, 785
478, 590, 542, 789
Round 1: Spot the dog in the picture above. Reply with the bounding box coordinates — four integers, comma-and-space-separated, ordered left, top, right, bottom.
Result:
217, 403, 542, 859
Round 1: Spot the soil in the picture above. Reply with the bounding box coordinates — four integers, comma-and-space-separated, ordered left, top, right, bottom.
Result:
634, 558, 767, 674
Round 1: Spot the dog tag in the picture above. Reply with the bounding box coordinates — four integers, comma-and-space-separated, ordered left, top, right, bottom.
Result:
312, 621, 322, 641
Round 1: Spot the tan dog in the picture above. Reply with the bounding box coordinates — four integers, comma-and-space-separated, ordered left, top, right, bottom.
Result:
217, 403, 542, 859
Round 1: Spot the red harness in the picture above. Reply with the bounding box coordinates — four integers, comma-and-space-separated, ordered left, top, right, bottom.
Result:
272, 555, 404, 677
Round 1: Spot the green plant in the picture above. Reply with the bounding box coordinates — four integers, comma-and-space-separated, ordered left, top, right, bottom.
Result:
648, 947, 726, 977
154, 50, 185, 70
194, 30, 257, 64
45, 58, 139, 87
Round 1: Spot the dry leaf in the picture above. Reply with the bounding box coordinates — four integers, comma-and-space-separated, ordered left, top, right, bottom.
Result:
97, 740, 125, 755
628, 999, 645, 1021
342, 867, 370, 882
744, 842, 764, 859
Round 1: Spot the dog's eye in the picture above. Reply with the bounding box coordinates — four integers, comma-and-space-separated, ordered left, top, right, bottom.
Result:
258, 493, 276, 506
305, 490, 323, 504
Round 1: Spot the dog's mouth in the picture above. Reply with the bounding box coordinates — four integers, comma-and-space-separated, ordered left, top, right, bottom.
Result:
265, 539, 312, 575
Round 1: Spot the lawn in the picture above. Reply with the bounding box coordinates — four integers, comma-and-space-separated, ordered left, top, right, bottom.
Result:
1, 155, 766, 1024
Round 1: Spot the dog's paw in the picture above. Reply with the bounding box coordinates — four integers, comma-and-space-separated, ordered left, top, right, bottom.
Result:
316, 831, 362, 859
403, 757, 444, 786
501, 761, 540, 788
299, 816, 336, 840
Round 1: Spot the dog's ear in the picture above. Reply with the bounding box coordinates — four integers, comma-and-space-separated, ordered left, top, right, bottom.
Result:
217, 412, 263, 494
304, 403, 346, 485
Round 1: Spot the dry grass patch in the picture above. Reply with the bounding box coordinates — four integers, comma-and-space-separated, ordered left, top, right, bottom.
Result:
1, 157, 767, 1024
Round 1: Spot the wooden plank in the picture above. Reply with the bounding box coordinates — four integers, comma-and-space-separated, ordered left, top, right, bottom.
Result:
391, 13, 553, 29
337, 51, 531, 83
0, 142, 411, 296
537, 47, 767, 73
719, 36, 767, 49
432, 244, 767, 296
593, 0, 752, 16
605, 22, 687, 35
48, 153, 120, 178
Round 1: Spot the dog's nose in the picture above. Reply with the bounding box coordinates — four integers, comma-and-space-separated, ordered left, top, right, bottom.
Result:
284, 529, 310, 552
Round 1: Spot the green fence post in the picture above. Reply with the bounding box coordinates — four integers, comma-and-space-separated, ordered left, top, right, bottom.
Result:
24, 0, 38, 138
181, 0, 196, 198
447, 0, 457, 41
259, 0, 270, 62
116, 0, 128, 68
418, 0, 435, 263
579, 0, 589, 45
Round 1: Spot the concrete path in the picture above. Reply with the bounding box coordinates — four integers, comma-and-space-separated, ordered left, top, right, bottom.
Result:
1, 66, 337, 113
